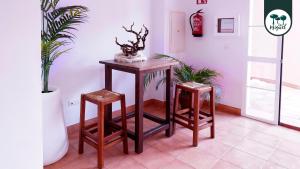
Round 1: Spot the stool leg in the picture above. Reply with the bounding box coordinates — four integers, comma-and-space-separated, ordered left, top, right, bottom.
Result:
97, 104, 105, 169
210, 88, 216, 138
193, 91, 200, 147
173, 87, 181, 133
79, 95, 85, 154
121, 95, 129, 154
188, 93, 193, 127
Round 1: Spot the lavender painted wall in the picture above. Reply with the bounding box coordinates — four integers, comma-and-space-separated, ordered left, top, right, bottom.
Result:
50, 0, 164, 126
49, 0, 250, 126
163, 0, 249, 109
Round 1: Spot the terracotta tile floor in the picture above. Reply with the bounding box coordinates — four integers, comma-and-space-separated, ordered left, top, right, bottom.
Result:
45, 104, 300, 169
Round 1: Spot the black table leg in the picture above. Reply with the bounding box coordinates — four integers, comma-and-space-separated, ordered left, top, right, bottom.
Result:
105, 65, 112, 135
165, 67, 173, 137
135, 72, 144, 154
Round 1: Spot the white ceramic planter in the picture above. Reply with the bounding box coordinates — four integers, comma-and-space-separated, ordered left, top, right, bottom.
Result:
42, 88, 69, 166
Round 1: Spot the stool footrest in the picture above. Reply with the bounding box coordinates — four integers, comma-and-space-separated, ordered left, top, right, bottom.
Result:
199, 117, 213, 124
104, 138, 124, 149
174, 119, 193, 130
85, 123, 98, 134
176, 108, 191, 115
83, 137, 98, 149
104, 130, 123, 143
84, 128, 124, 144
83, 128, 126, 153
83, 130, 98, 142
85, 122, 98, 129
175, 119, 213, 130
198, 123, 213, 130
174, 113, 193, 124
199, 111, 211, 117
174, 110, 213, 124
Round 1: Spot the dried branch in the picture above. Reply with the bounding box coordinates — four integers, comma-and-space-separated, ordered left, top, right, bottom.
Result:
115, 23, 149, 56
137, 24, 149, 51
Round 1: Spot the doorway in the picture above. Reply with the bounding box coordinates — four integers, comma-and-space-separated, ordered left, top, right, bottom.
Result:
245, 0, 300, 130
279, 2, 300, 129
244, 0, 282, 124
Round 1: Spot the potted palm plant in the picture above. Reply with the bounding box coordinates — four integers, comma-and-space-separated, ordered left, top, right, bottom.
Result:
41, 0, 87, 165
144, 54, 221, 108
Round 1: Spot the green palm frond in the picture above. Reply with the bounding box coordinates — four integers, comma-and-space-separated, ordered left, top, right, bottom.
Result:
42, 6, 88, 42
41, 0, 51, 12
194, 68, 220, 84
41, 0, 62, 12
145, 54, 221, 94
49, 6, 87, 21
144, 70, 165, 88
154, 54, 184, 64
41, 40, 69, 66
145, 54, 222, 102
155, 77, 166, 90
51, 0, 60, 8
144, 72, 157, 88
173, 64, 195, 82
144, 54, 178, 89
41, 0, 88, 92
41, 0, 61, 12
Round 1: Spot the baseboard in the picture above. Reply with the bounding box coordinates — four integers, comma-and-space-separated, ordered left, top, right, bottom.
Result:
213, 102, 241, 116
279, 123, 300, 132
203, 101, 241, 116
144, 99, 166, 107
218, 103, 241, 116
67, 99, 241, 135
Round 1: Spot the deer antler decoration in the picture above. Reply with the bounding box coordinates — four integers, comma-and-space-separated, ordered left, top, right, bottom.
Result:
115, 23, 149, 56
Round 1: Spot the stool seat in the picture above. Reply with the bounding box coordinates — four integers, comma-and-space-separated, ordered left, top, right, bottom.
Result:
179, 82, 212, 93
79, 89, 128, 169
173, 82, 216, 147
84, 90, 121, 104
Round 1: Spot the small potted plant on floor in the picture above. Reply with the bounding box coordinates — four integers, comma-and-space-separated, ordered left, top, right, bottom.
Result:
144, 54, 221, 108
41, 0, 87, 165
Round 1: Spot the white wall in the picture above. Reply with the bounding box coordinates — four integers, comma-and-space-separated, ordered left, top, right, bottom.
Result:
50, 0, 164, 126
50, 0, 250, 127
0, 1, 43, 169
164, 0, 249, 108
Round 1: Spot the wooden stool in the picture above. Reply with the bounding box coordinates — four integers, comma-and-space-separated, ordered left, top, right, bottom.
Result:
173, 82, 215, 147
78, 89, 128, 169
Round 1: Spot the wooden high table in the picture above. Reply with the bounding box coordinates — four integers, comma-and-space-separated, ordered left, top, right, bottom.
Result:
99, 59, 178, 153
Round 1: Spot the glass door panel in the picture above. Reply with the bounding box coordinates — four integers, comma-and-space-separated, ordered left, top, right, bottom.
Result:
246, 88, 276, 121
280, 0, 300, 128
247, 62, 277, 91
249, 0, 264, 26
245, 1, 282, 124
245, 61, 280, 123
248, 27, 279, 58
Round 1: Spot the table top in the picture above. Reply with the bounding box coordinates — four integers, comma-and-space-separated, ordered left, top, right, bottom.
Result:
99, 59, 179, 73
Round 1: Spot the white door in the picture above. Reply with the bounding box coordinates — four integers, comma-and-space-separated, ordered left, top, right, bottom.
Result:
279, 0, 300, 129
243, 0, 282, 124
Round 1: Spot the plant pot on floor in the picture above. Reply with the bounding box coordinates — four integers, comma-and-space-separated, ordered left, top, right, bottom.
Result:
179, 91, 205, 110
42, 88, 69, 166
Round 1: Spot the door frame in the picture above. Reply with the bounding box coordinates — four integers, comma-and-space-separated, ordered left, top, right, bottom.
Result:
242, 35, 283, 125
278, 36, 300, 131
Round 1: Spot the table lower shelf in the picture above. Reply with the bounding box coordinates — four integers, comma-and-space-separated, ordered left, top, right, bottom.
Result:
111, 111, 170, 140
